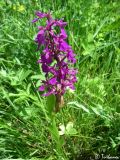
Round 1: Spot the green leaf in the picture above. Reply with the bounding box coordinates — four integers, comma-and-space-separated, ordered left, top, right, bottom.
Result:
47, 94, 56, 115
31, 74, 45, 80
65, 122, 77, 136
91, 107, 101, 116
19, 69, 32, 81
49, 117, 60, 142
68, 101, 90, 113
110, 137, 116, 148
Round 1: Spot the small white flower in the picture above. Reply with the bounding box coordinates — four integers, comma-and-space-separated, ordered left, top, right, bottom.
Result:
59, 124, 65, 135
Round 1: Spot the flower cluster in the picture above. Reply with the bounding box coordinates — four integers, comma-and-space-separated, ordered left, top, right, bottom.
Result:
32, 11, 77, 96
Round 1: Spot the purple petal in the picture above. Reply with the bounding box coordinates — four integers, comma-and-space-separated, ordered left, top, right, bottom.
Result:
60, 28, 67, 39
35, 30, 45, 49
38, 26, 44, 30
32, 18, 39, 23
39, 85, 45, 91
35, 11, 48, 18
69, 85, 75, 90
41, 52, 52, 64
59, 40, 70, 52
68, 69, 78, 75
42, 64, 49, 73
49, 67, 57, 75
43, 89, 55, 96
37, 59, 42, 63
67, 50, 76, 63
49, 77, 57, 85
55, 19, 67, 27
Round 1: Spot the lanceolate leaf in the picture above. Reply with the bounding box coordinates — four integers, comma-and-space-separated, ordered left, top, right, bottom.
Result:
68, 101, 90, 113
47, 94, 56, 115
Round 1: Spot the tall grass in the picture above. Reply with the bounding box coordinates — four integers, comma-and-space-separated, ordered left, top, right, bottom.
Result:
0, 0, 120, 159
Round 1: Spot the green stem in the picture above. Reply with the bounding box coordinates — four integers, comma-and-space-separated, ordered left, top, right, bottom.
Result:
50, 114, 66, 159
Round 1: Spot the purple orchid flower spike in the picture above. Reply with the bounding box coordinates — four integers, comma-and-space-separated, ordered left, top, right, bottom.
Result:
33, 11, 77, 112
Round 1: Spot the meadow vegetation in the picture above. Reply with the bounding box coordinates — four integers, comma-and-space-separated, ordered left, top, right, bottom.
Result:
0, 0, 120, 159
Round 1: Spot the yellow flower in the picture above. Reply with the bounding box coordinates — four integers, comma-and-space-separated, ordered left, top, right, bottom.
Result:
18, 5, 25, 12
12, 4, 25, 12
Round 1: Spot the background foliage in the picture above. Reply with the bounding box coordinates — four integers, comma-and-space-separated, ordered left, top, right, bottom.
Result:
0, 0, 120, 159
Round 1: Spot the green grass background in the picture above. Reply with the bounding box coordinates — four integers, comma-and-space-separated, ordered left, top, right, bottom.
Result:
0, 0, 120, 159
